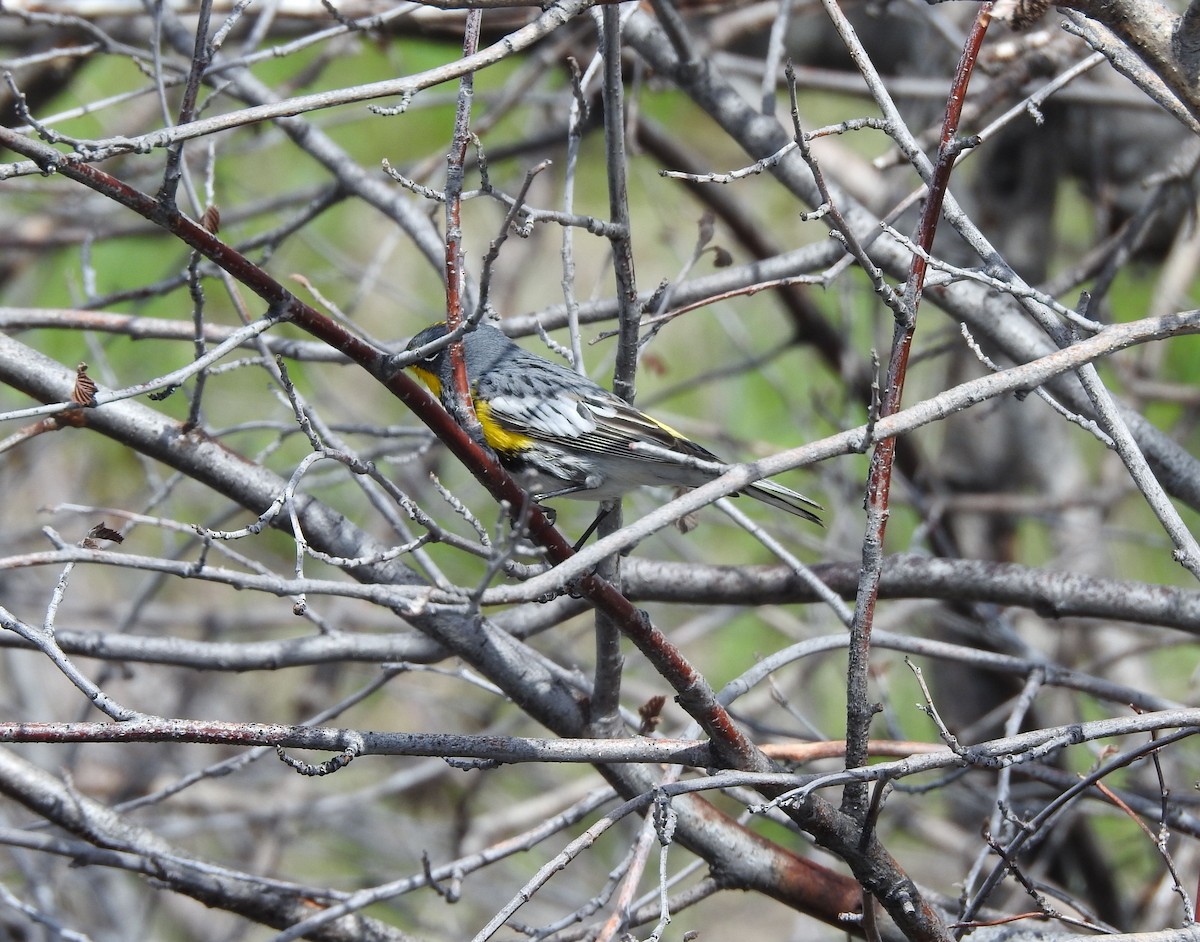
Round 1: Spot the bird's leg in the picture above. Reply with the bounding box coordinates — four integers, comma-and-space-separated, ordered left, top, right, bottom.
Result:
572, 506, 611, 552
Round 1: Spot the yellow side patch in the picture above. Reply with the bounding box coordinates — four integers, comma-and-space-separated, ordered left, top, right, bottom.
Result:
475, 398, 534, 454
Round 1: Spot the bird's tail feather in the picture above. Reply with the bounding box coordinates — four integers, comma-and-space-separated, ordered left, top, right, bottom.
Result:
742, 479, 824, 526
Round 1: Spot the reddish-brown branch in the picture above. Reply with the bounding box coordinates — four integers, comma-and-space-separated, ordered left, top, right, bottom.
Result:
842, 6, 994, 823
443, 10, 482, 415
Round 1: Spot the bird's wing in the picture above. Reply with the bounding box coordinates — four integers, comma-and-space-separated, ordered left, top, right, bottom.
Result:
567, 393, 718, 462
481, 360, 717, 461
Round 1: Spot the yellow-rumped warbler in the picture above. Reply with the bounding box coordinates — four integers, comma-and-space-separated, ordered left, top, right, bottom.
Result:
404, 322, 822, 525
